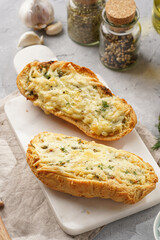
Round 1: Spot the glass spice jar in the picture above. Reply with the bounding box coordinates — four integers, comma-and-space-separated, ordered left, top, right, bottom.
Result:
99, 0, 141, 70
67, 0, 105, 46
152, 0, 160, 34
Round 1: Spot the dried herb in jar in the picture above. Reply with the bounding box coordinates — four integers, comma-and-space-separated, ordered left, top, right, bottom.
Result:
67, 0, 105, 46
100, 33, 139, 70
99, 0, 141, 70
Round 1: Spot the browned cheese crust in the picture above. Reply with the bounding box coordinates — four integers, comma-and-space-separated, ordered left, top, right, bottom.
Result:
26, 132, 158, 204
17, 61, 137, 141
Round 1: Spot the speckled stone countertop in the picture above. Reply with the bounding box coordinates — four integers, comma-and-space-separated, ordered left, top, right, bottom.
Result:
0, 0, 160, 239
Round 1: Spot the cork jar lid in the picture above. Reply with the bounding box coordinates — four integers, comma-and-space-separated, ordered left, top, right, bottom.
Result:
105, 0, 136, 25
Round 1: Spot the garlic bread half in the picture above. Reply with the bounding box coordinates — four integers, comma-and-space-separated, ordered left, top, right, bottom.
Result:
27, 132, 158, 204
17, 61, 137, 141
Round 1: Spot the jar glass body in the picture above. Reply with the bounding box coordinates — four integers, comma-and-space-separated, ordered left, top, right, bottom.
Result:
99, 9, 141, 70
67, 0, 105, 46
152, 0, 160, 34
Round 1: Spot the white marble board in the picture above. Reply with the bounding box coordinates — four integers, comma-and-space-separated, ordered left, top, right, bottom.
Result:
5, 45, 160, 235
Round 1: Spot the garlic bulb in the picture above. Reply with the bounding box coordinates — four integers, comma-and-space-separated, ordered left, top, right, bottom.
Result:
18, 31, 43, 47
19, 0, 54, 30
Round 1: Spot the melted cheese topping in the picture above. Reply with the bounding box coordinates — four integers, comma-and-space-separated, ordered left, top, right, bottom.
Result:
32, 133, 153, 186
22, 63, 131, 137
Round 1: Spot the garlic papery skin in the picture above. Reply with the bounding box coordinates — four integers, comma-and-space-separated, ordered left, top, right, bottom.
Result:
18, 31, 44, 47
19, 0, 54, 30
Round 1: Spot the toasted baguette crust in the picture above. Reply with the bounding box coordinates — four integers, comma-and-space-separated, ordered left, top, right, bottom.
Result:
26, 132, 158, 204
17, 61, 137, 141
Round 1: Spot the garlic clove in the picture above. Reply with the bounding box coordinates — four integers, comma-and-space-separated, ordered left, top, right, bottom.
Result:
19, 0, 54, 30
18, 31, 44, 48
45, 21, 63, 36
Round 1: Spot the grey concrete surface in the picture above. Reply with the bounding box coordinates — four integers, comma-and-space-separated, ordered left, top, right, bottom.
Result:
0, 0, 160, 239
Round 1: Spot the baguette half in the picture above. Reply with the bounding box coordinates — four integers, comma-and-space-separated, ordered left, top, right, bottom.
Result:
27, 132, 158, 204
17, 61, 137, 141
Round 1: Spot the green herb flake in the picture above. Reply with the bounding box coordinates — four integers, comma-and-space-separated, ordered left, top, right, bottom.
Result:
125, 170, 129, 174
44, 72, 51, 79
60, 147, 68, 153
108, 165, 114, 170
86, 167, 89, 170
133, 171, 137, 175
98, 164, 103, 170
101, 101, 109, 111
78, 139, 82, 144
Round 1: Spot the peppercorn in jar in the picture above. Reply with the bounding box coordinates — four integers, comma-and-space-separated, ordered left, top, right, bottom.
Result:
67, 0, 105, 46
99, 0, 141, 70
